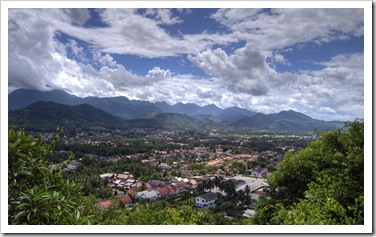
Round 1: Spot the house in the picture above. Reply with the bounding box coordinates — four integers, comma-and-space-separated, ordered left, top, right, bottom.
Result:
174, 182, 186, 193
120, 195, 133, 207
112, 189, 125, 196
131, 181, 142, 189
135, 190, 159, 202
99, 173, 114, 179
124, 182, 133, 189
233, 179, 246, 188
158, 163, 172, 170
248, 180, 269, 192
180, 169, 191, 178
127, 189, 137, 197
251, 166, 269, 178
117, 173, 130, 180
188, 179, 197, 188
95, 199, 112, 209
166, 184, 178, 195
195, 192, 217, 208
243, 209, 256, 218
251, 190, 266, 200
156, 187, 170, 198
148, 180, 165, 188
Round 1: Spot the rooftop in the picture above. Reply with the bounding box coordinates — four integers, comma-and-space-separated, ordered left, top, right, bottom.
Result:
197, 192, 217, 201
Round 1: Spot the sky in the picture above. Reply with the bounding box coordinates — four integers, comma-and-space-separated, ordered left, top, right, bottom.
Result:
7, 7, 365, 121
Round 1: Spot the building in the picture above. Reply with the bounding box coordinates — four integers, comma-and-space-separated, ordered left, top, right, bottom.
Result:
99, 173, 114, 179
195, 192, 217, 208
156, 187, 170, 198
135, 190, 159, 202
120, 195, 133, 207
158, 163, 172, 170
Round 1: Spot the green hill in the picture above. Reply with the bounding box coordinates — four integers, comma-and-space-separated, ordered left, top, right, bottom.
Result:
229, 110, 344, 133
125, 113, 228, 131
9, 101, 126, 131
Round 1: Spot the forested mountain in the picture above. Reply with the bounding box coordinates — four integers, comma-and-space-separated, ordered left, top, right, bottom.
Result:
124, 112, 228, 130
9, 89, 344, 133
9, 89, 163, 120
9, 89, 256, 121
9, 101, 126, 131
229, 110, 343, 132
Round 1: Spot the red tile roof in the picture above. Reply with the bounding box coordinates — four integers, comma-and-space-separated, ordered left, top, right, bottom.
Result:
157, 187, 170, 196
121, 196, 133, 205
166, 184, 177, 192
127, 189, 137, 196
95, 200, 112, 208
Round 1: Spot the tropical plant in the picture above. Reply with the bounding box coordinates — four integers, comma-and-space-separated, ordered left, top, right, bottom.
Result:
8, 128, 90, 224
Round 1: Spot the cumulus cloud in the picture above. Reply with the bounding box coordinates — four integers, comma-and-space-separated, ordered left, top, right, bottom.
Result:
211, 8, 363, 51
7, 8, 364, 121
274, 53, 289, 65
146, 67, 171, 80
92, 51, 117, 68
63, 8, 91, 26
8, 9, 156, 97
8, 8, 363, 59
188, 44, 298, 96
144, 9, 183, 25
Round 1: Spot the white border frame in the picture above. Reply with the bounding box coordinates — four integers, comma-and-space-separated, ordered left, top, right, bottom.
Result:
1, 1, 372, 234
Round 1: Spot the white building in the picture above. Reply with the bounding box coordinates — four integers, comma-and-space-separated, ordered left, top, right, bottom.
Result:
195, 192, 217, 208
134, 190, 159, 202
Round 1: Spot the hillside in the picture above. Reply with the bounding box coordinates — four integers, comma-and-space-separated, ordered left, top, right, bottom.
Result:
9, 89, 256, 121
8, 89, 344, 133
9, 101, 126, 131
229, 110, 344, 133
9, 89, 163, 120
124, 113, 228, 131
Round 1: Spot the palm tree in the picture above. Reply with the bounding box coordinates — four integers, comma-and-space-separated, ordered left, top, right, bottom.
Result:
221, 180, 236, 197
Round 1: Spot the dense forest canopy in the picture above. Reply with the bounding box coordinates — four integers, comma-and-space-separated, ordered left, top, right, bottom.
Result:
253, 120, 364, 224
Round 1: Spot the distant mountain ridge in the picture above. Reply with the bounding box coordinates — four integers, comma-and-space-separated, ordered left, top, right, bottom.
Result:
8, 89, 344, 133
229, 110, 344, 132
9, 89, 256, 121
9, 101, 126, 131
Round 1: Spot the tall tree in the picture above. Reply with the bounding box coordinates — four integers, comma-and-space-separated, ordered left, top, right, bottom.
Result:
253, 120, 364, 225
8, 128, 90, 224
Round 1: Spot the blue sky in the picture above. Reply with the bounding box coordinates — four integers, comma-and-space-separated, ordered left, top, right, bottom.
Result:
8, 7, 365, 121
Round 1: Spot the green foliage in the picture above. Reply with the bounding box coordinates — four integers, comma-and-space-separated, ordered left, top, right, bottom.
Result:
90, 200, 230, 225
9, 101, 125, 132
8, 128, 90, 224
253, 120, 364, 224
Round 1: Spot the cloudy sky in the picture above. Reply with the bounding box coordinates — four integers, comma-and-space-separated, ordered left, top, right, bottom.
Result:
8, 7, 365, 121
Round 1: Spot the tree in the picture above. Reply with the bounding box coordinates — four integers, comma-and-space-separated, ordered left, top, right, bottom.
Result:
253, 120, 364, 224
8, 128, 90, 224
219, 180, 236, 197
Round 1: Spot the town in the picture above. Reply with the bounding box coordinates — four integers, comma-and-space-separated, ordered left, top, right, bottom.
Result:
40, 128, 318, 220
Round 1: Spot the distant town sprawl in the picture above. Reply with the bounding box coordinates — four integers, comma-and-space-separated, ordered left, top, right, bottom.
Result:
41, 128, 317, 218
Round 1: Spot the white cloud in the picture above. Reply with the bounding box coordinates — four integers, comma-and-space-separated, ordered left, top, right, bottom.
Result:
274, 53, 289, 65
7, 8, 364, 121
63, 8, 91, 26
144, 9, 183, 25
146, 67, 171, 80
92, 51, 117, 68
318, 107, 337, 115
187, 44, 298, 96
211, 8, 363, 51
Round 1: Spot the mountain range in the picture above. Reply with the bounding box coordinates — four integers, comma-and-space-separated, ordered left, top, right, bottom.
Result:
8, 89, 344, 133
9, 89, 255, 122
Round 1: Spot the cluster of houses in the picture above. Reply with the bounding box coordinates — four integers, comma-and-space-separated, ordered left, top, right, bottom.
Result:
95, 170, 269, 213
95, 172, 200, 209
